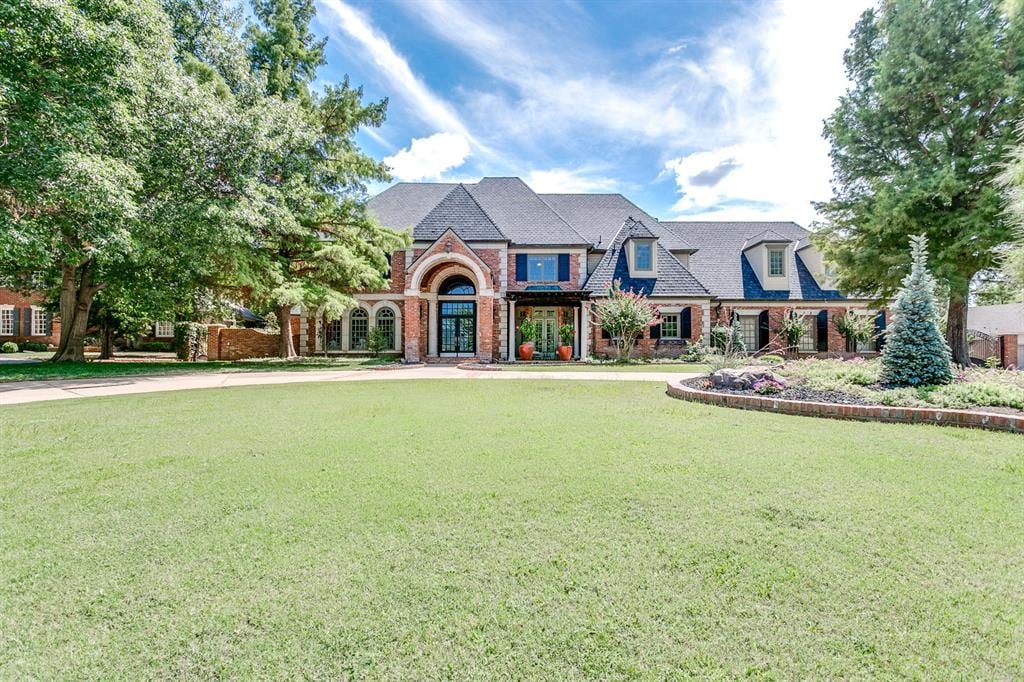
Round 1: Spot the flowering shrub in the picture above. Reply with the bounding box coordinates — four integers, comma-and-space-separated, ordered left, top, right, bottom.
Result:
753, 377, 786, 395
591, 281, 660, 360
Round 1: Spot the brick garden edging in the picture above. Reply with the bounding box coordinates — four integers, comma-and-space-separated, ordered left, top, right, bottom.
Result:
666, 379, 1024, 435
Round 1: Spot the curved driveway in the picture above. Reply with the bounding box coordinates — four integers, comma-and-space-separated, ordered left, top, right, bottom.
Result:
0, 366, 702, 405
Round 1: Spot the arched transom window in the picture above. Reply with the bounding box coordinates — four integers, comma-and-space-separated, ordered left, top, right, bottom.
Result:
376, 308, 395, 349
349, 308, 368, 350
439, 275, 475, 296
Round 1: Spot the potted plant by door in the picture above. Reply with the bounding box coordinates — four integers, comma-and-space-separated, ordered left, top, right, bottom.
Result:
557, 323, 574, 361
518, 317, 538, 361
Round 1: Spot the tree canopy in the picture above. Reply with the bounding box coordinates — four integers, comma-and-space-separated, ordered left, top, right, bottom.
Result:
813, 0, 1024, 365
0, 0, 405, 361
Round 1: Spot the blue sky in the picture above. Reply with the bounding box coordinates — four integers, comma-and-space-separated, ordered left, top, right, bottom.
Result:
311, 0, 871, 225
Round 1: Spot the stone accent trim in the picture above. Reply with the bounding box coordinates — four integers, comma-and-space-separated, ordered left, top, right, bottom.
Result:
665, 379, 1024, 435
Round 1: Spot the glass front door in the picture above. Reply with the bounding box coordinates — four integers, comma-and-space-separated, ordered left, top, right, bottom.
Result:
534, 308, 558, 359
439, 301, 476, 355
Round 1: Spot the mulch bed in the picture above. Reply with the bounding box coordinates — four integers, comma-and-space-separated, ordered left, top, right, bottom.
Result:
683, 376, 1023, 416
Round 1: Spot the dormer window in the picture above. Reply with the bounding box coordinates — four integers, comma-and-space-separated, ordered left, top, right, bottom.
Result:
768, 247, 786, 277
635, 242, 652, 270
628, 238, 656, 276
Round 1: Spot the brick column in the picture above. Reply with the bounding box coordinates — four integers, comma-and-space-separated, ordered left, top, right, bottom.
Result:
1000, 334, 1019, 369
477, 294, 493, 362
205, 324, 225, 361
403, 295, 420, 362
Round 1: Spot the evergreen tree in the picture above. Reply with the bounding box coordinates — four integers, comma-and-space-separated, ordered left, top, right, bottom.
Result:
880, 235, 953, 386
814, 0, 1024, 367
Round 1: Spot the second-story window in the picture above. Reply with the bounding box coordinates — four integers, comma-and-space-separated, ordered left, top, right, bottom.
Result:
769, 248, 786, 277
527, 255, 557, 281
635, 242, 652, 270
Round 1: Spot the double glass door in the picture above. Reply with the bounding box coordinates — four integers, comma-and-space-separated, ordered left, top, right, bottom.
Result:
439, 301, 476, 355
534, 308, 558, 359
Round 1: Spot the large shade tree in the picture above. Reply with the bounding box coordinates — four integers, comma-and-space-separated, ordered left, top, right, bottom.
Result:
0, 0, 304, 361
813, 0, 1024, 366
230, 0, 408, 357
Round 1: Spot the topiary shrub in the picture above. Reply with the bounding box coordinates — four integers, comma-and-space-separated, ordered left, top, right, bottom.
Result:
1, 341, 18, 353
880, 235, 953, 386
21, 342, 48, 352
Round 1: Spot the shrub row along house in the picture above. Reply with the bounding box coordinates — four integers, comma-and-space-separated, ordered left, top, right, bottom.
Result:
295, 177, 883, 362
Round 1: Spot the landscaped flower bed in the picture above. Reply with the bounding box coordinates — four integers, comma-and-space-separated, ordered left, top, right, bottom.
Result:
693, 357, 1024, 415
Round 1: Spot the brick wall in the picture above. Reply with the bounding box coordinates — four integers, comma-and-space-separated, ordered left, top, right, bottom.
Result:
0, 288, 60, 346
590, 304, 702, 359
709, 304, 878, 357
207, 326, 279, 361
506, 253, 582, 292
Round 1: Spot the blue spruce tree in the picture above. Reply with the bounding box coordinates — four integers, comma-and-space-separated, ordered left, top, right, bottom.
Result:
880, 235, 954, 386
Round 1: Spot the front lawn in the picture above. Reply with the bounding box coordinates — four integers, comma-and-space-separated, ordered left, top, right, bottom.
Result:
502, 362, 711, 373
2, 381, 1021, 678
0, 356, 395, 383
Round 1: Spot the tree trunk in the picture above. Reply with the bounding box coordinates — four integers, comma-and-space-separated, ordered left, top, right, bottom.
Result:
277, 304, 296, 358
946, 289, 970, 368
52, 261, 101, 363
99, 318, 113, 360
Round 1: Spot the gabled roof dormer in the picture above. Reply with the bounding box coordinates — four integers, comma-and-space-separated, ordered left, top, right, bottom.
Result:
742, 229, 791, 292
622, 218, 658, 278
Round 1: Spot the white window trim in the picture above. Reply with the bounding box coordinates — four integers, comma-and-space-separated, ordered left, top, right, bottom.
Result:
154, 321, 175, 338
768, 247, 786, 278
0, 305, 14, 336
526, 254, 558, 282
30, 306, 47, 337
629, 240, 656, 276
798, 315, 816, 352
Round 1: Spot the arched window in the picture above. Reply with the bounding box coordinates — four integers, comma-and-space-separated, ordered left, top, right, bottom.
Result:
349, 308, 368, 350
375, 308, 395, 350
439, 275, 475, 295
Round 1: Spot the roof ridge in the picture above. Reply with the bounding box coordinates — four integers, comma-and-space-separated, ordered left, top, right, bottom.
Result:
454, 182, 507, 240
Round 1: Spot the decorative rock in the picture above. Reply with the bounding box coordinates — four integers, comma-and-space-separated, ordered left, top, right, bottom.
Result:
711, 367, 786, 390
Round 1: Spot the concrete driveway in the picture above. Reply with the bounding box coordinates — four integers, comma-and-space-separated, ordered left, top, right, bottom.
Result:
0, 365, 703, 405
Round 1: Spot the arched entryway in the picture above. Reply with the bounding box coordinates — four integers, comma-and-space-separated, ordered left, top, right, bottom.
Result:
437, 275, 476, 357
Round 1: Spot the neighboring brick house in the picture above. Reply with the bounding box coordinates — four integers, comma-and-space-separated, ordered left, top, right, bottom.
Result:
0, 288, 59, 348
298, 177, 882, 362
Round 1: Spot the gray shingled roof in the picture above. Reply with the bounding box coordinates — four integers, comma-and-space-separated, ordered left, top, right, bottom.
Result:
742, 228, 791, 250
368, 182, 457, 234
465, 178, 589, 245
662, 221, 844, 300
586, 218, 708, 297
415, 185, 504, 241
540, 193, 694, 251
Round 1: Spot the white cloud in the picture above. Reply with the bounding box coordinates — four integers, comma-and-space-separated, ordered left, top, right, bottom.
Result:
663, 0, 872, 224
522, 168, 621, 194
318, 0, 480, 150
384, 132, 471, 181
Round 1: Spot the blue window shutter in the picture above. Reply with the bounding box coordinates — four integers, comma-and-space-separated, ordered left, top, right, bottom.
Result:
874, 310, 887, 351
515, 254, 527, 282
681, 308, 692, 339
601, 326, 611, 339
557, 253, 570, 282
45, 312, 53, 336
11, 308, 19, 336
757, 311, 769, 350
816, 310, 829, 352
22, 308, 31, 336
650, 322, 661, 340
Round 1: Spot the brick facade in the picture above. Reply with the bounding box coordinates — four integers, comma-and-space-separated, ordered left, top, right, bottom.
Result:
708, 304, 880, 357
0, 288, 60, 347
590, 304, 703, 359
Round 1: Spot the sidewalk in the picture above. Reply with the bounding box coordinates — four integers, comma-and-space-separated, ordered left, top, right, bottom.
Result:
0, 366, 702, 405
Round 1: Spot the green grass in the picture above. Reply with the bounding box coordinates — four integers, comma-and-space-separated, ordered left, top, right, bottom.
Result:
0, 356, 394, 383
2, 380, 1022, 678
502, 362, 711, 372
